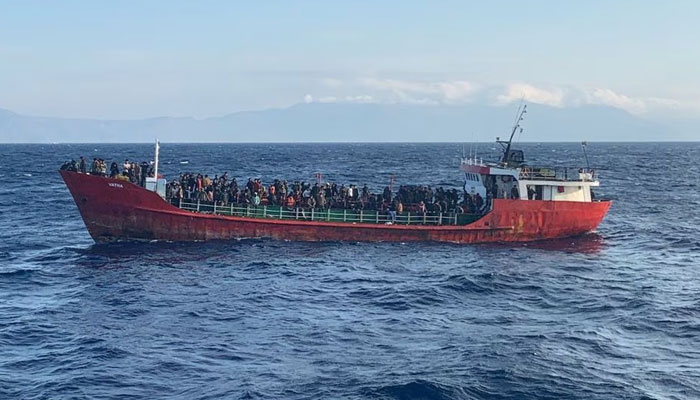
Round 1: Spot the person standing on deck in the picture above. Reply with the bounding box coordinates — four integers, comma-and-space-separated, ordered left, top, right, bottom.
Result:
528, 186, 536, 200
140, 161, 149, 186
318, 191, 326, 209
383, 186, 392, 203
269, 184, 277, 205
98, 159, 107, 176
474, 193, 484, 211
387, 201, 397, 223
132, 162, 141, 185
196, 174, 203, 199
109, 162, 119, 178
418, 200, 427, 216
511, 186, 519, 199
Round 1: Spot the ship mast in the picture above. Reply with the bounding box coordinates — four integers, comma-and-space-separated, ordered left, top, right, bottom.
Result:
499, 104, 527, 165
154, 139, 160, 179
581, 141, 591, 170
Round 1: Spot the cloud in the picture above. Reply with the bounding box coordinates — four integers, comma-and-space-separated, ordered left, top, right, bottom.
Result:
358, 78, 479, 104
495, 84, 688, 115
438, 81, 478, 101
581, 88, 689, 115
309, 77, 694, 116
586, 88, 647, 114
496, 83, 565, 107
305, 94, 375, 104
344, 95, 374, 103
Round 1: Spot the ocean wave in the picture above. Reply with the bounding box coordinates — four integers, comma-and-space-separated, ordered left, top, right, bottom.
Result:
1, 142, 699, 398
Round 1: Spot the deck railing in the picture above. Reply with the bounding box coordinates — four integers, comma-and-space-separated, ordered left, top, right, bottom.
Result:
520, 166, 596, 182
174, 199, 482, 226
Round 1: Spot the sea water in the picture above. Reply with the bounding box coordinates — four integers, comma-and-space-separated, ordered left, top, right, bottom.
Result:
1, 142, 699, 399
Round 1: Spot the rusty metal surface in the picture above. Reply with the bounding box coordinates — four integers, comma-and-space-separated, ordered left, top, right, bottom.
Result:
60, 171, 611, 244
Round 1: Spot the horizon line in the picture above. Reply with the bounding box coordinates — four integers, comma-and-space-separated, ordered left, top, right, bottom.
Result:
3, 140, 699, 145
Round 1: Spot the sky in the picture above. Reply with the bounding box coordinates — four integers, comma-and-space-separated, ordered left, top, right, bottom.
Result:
1, 1, 699, 120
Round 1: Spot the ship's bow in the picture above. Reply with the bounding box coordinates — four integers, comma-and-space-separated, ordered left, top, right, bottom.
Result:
60, 170, 175, 242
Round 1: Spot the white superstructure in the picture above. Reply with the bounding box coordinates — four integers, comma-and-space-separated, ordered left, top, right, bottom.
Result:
461, 157, 599, 203
461, 104, 600, 204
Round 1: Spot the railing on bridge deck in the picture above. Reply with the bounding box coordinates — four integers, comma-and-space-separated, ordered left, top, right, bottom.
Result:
519, 166, 596, 182
175, 200, 483, 226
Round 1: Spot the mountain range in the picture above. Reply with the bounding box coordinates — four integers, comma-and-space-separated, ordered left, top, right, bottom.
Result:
0, 103, 695, 143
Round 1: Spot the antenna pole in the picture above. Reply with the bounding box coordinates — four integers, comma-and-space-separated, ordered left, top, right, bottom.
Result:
469, 132, 475, 160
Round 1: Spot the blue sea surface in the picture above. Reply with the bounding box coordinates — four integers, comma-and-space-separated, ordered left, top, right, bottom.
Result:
1, 142, 699, 399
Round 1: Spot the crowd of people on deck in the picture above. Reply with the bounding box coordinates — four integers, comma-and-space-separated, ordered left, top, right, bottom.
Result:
60, 157, 155, 187
165, 173, 487, 215
61, 157, 488, 215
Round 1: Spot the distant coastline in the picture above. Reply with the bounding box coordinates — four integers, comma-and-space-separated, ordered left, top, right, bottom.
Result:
1, 102, 695, 143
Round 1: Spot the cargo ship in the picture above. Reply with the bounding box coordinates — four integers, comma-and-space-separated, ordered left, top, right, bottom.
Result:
60, 106, 611, 243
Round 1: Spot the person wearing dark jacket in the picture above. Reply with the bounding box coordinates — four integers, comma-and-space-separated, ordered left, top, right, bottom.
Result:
140, 161, 150, 186
110, 162, 119, 178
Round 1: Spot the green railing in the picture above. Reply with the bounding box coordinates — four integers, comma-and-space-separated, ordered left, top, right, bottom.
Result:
174, 199, 482, 226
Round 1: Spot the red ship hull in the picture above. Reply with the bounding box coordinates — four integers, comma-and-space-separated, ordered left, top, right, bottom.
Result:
60, 171, 611, 244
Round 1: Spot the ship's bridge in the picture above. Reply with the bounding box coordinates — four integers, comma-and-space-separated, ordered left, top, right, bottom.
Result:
460, 157, 599, 203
